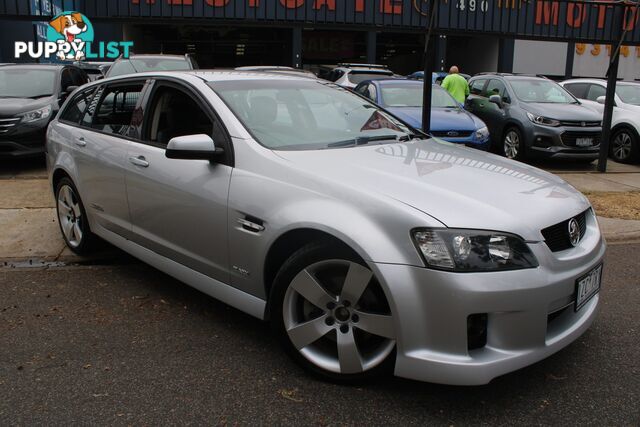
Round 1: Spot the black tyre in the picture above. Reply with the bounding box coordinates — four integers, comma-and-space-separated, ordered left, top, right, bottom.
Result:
270, 240, 396, 383
55, 177, 96, 255
610, 127, 640, 164
503, 127, 526, 161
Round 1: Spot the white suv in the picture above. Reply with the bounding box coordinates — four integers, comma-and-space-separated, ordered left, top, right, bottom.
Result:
561, 79, 640, 163
327, 63, 395, 89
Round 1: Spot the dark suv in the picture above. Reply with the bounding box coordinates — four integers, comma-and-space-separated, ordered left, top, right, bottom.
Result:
465, 74, 602, 162
0, 64, 88, 157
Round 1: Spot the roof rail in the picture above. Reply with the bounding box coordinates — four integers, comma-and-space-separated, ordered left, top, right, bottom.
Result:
337, 63, 388, 69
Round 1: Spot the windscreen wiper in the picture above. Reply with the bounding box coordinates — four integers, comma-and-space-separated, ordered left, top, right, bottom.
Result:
327, 134, 410, 148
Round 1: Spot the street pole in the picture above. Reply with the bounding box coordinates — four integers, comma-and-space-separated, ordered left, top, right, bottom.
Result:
421, 0, 437, 133
597, 8, 627, 173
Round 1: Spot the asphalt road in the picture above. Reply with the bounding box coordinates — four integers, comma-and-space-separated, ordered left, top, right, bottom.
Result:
0, 244, 638, 425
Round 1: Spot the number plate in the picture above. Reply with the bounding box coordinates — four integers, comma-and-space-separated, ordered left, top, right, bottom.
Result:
576, 137, 593, 147
575, 264, 602, 311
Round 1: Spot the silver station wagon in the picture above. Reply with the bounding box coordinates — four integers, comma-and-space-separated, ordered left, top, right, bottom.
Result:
47, 71, 605, 385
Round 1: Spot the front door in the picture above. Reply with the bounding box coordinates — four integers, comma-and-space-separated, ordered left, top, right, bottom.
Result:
124, 80, 232, 283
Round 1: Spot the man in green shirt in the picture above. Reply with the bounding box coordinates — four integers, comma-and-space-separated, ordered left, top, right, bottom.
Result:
441, 66, 469, 104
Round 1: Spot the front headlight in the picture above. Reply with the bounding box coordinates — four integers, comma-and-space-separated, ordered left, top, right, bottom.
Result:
20, 105, 52, 123
412, 228, 538, 272
526, 112, 560, 127
475, 126, 489, 141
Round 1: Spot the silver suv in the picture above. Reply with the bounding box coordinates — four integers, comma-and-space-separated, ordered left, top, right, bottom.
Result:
47, 71, 605, 385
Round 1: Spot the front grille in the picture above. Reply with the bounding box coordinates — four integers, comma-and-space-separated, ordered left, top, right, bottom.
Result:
559, 120, 601, 127
431, 130, 473, 138
0, 117, 21, 134
561, 131, 601, 147
541, 209, 589, 252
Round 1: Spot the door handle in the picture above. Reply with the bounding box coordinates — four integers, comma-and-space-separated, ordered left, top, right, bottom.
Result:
74, 137, 86, 147
129, 156, 149, 168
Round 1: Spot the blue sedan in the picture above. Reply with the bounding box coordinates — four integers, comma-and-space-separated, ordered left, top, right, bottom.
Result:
354, 78, 490, 149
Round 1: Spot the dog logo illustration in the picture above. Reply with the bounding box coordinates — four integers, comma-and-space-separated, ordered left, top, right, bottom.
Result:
46, 11, 94, 61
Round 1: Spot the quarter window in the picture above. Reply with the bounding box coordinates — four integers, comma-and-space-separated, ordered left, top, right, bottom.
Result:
86, 84, 143, 136
60, 87, 97, 124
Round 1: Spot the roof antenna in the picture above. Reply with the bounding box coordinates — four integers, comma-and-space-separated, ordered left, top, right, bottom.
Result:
160, 43, 164, 55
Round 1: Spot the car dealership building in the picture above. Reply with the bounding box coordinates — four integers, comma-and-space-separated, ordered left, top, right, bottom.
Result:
0, 0, 639, 80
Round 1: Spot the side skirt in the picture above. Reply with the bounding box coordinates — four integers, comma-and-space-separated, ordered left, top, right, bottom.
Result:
95, 226, 267, 320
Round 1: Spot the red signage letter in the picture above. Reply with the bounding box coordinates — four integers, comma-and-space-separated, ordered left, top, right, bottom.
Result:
381, 0, 401, 14
566, 3, 587, 28
535, 1, 559, 25
313, 0, 335, 10
280, 0, 304, 8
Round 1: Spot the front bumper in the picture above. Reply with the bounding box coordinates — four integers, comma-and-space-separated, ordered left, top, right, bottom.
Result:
524, 124, 601, 160
0, 123, 48, 157
371, 213, 605, 385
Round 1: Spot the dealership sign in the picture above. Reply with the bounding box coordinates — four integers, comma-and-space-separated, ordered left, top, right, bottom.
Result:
14, 10, 133, 60
2, 0, 640, 45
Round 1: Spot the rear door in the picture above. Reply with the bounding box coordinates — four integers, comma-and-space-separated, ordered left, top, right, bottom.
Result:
124, 79, 233, 283
57, 80, 146, 237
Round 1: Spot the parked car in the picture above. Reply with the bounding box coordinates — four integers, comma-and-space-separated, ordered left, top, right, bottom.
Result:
105, 54, 197, 78
561, 78, 640, 163
73, 61, 112, 81
235, 65, 318, 79
354, 79, 489, 149
48, 71, 604, 385
326, 63, 395, 88
407, 71, 471, 84
0, 64, 88, 157
466, 73, 602, 162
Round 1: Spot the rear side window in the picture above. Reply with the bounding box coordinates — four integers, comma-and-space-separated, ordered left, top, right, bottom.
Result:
563, 82, 588, 99
469, 79, 487, 96
60, 87, 97, 124
86, 83, 144, 137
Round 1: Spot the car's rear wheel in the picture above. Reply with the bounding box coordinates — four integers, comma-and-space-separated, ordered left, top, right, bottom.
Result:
55, 177, 96, 255
503, 127, 526, 161
610, 128, 639, 163
271, 241, 396, 382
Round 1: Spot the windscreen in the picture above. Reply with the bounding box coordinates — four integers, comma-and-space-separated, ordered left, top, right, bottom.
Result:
210, 80, 416, 150
0, 68, 56, 98
616, 84, 640, 106
109, 58, 191, 76
509, 79, 577, 104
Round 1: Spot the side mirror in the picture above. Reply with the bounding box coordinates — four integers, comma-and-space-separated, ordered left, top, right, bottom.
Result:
596, 96, 606, 105
165, 134, 224, 160
489, 94, 503, 107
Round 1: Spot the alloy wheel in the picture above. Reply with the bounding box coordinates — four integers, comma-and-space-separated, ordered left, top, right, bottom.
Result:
504, 130, 520, 159
612, 131, 633, 161
282, 260, 395, 374
57, 184, 83, 248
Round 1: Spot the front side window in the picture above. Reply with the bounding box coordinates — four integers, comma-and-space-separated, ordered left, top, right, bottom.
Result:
60, 86, 97, 124
145, 85, 220, 147
0, 68, 56, 98
86, 84, 143, 136
586, 84, 606, 101
509, 79, 577, 104
211, 80, 416, 150
469, 79, 487, 96
485, 79, 508, 100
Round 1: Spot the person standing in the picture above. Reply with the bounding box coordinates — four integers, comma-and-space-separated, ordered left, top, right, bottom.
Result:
441, 66, 469, 104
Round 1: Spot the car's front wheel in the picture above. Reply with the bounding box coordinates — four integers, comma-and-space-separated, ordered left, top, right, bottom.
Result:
503, 127, 526, 161
55, 177, 96, 255
271, 241, 396, 382
610, 128, 639, 163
